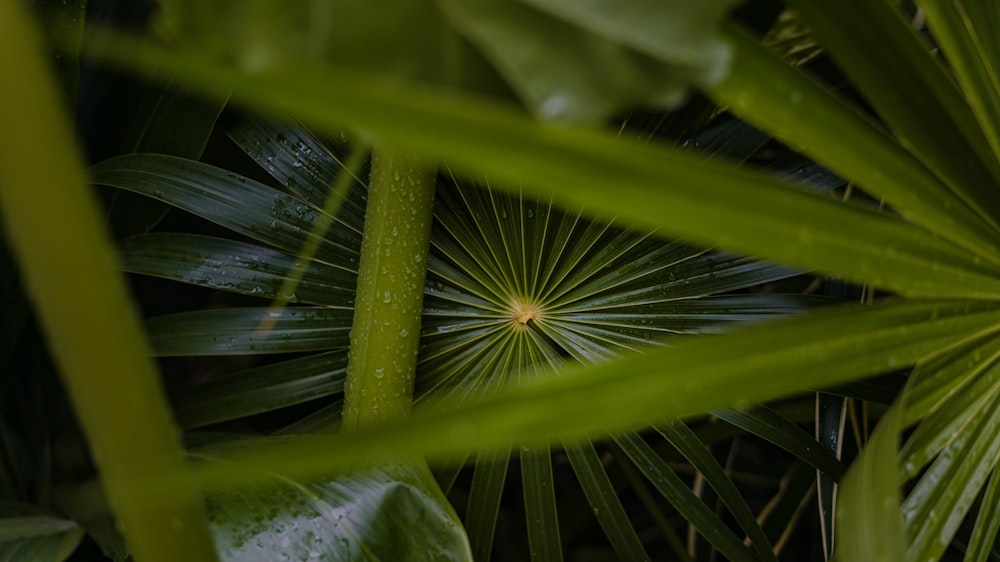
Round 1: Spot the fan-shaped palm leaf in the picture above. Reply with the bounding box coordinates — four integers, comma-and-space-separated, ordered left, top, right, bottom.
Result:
92, 111, 836, 560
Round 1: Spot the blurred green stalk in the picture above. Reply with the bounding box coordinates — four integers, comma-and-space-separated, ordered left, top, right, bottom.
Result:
0, 3, 218, 561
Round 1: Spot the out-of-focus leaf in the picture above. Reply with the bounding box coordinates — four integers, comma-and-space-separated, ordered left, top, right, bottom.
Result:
83, 33, 1000, 299
159, 0, 735, 123
834, 405, 906, 562
440, 0, 736, 122
29, 0, 86, 106
761, 9, 823, 66
0, 503, 82, 561
146, 307, 352, 356
203, 459, 471, 562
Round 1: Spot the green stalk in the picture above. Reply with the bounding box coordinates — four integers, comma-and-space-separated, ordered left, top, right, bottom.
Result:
343, 150, 437, 429
0, 4, 218, 561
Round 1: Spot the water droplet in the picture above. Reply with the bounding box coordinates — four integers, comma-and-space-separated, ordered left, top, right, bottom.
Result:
374, 367, 385, 379
382, 291, 392, 303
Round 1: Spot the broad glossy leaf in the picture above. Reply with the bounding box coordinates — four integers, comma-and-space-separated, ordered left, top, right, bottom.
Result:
121, 233, 356, 308
0, 504, 82, 562
84, 34, 1000, 298
146, 307, 352, 356
834, 405, 906, 562
203, 459, 472, 562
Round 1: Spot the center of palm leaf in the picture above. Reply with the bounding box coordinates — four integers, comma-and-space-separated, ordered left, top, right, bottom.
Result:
510, 298, 542, 326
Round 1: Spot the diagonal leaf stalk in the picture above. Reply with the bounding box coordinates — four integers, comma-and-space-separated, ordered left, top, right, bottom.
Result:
0, 4, 218, 562
343, 149, 438, 428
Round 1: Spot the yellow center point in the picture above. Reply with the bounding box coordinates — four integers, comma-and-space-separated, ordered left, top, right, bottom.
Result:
510, 298, 541, 326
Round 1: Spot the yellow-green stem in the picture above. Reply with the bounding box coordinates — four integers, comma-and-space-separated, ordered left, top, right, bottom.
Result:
343, 150, 437, 429
0, 4, 217, 561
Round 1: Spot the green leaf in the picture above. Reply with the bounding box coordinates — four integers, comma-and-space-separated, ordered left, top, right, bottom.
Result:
520, 446, 562, 562
0, 4, 218, 560
714, 405, 846, 481
177, 299, 1000, 492
121, 233, 356, 308
785, 0, 1000, 229
965, 466, 1000, 562
226, 114, 368, 213
439, 0, 734, 122
834, 405, 907, 562
913, 0, 1000, 168
91, 154, 363, 270
902, 388, 1000, 561
0, 504, 82, 562
146, 307, 352, 356
614, 433, 756, 562
900, 337, 1000, 479
563, 439, 649, 561
107, 80, 228, 238
658, 421, 777, 561
465, 447, 510, 561
82, 33, 1000, 298
710, 25, 1000, 265
175, 351, 348, 429
203, 459, 472, 562
29, 0, 86, 107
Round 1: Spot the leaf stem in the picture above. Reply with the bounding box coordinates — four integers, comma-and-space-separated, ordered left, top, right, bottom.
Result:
343, 150, 437, 429
0, 4, 218, 561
